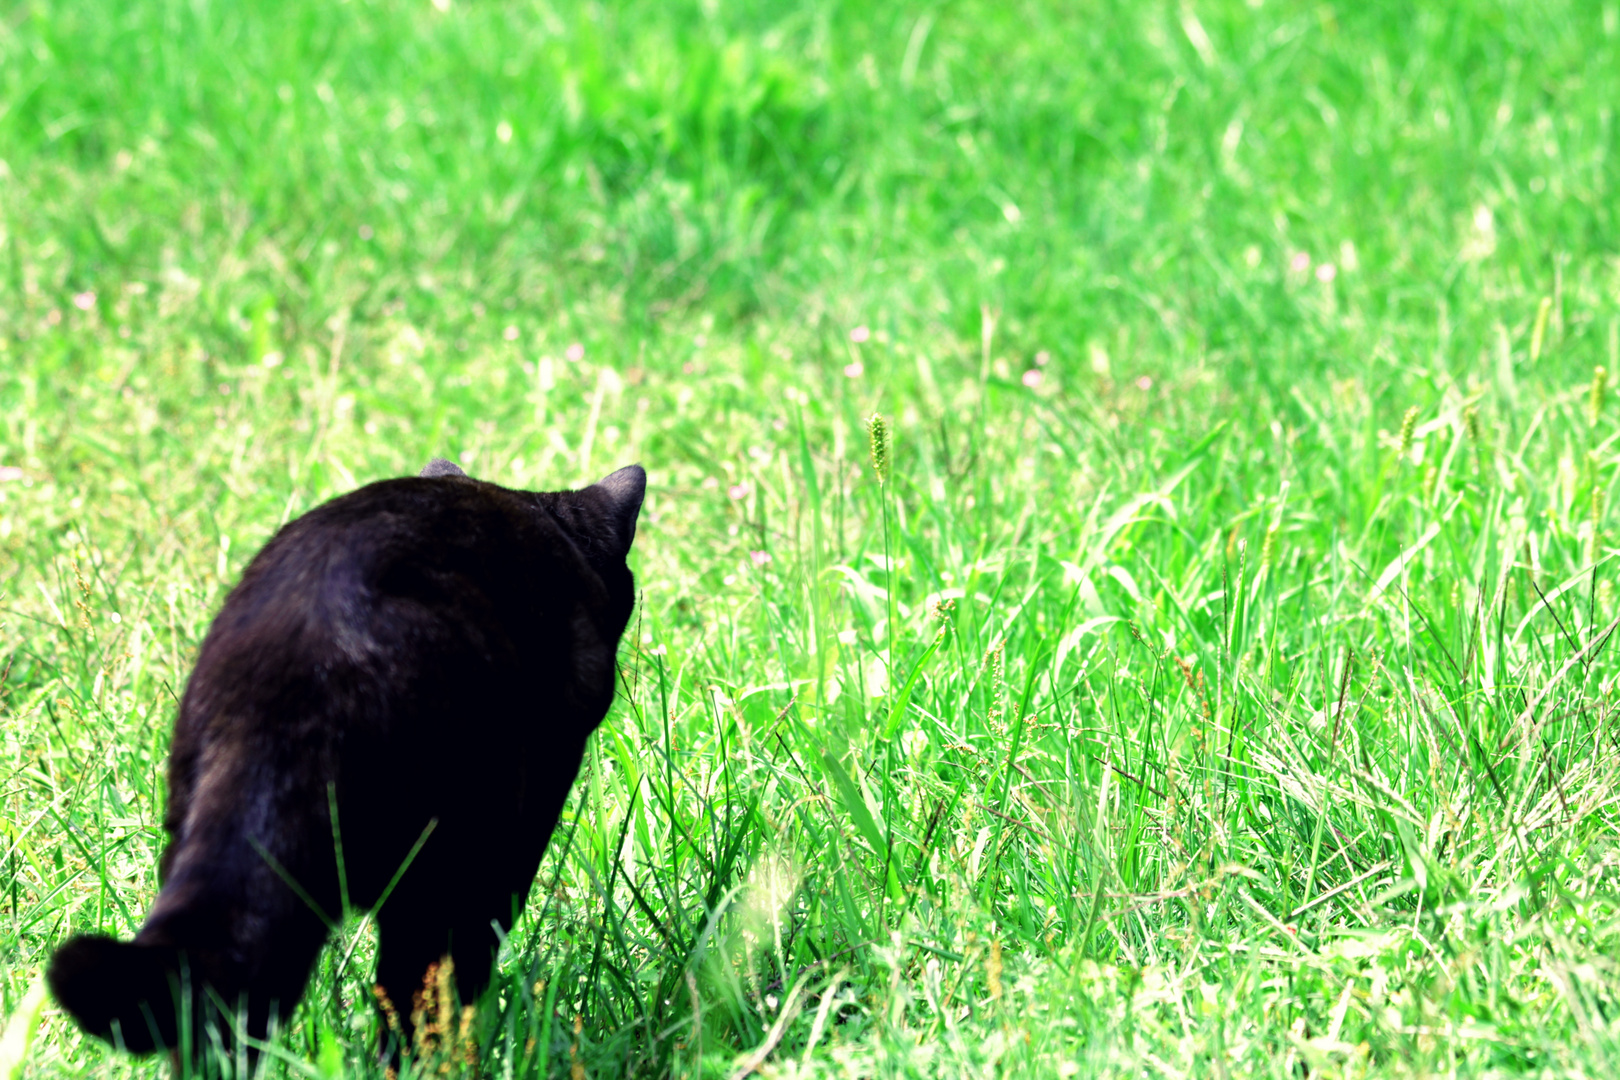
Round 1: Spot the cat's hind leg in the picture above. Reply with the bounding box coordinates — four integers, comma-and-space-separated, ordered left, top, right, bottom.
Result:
371, 876, 518, 1058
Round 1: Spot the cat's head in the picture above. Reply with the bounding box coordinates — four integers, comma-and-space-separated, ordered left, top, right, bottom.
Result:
420, 456, 645, 613
539, 463, 646, 638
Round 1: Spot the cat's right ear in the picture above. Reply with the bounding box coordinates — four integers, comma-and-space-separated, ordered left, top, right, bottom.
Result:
420, 458, 468, 479
591, 464, 646, 555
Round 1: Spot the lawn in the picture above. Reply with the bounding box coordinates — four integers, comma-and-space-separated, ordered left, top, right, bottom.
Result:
3, 0, 1620, 1076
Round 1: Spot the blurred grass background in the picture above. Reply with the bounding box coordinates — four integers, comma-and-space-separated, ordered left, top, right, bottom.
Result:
3, 0, 1620, 1076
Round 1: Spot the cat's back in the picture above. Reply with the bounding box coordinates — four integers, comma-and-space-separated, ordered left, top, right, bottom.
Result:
226, 476, 590, 628
253, 474, 571, 585
183, 476, 600, 732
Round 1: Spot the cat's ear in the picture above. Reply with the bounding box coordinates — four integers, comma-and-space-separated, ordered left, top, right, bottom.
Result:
420, 458, 468, 479
591, 464, 646, 554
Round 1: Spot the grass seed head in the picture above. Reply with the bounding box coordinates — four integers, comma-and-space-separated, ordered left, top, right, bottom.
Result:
373, 985, 402, 1036
867, 413, 890, 484
1398, 406, 1419, 462
985, 638, 1006, 725
1591, 365, 1608, 426
458, 1005, 478, 1069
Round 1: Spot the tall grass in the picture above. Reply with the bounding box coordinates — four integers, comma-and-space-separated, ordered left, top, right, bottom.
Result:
3, 0, 1620, 1076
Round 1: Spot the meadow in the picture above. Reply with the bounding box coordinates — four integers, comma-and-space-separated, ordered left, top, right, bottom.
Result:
3, 0, 1620, 1075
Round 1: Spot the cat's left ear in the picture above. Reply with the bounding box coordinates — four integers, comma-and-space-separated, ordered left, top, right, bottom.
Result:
420, 458, 468, 479
591, 464, 647, 554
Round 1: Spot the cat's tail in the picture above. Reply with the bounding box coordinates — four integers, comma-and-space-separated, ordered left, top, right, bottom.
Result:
48, 844, 332, 1055
46, 935, 187, 1053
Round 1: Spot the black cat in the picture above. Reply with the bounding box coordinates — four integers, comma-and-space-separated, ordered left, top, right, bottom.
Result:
48, 459, 645, 1062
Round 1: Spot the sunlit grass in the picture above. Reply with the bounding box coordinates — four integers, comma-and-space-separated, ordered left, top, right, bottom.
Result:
4, 0, 1620, 1076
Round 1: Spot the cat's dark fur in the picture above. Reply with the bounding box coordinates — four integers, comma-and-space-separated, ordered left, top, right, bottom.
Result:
48, 460, 645, 1060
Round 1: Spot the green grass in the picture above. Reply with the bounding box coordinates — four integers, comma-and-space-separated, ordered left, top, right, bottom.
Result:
4, 0, 1620, 1075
